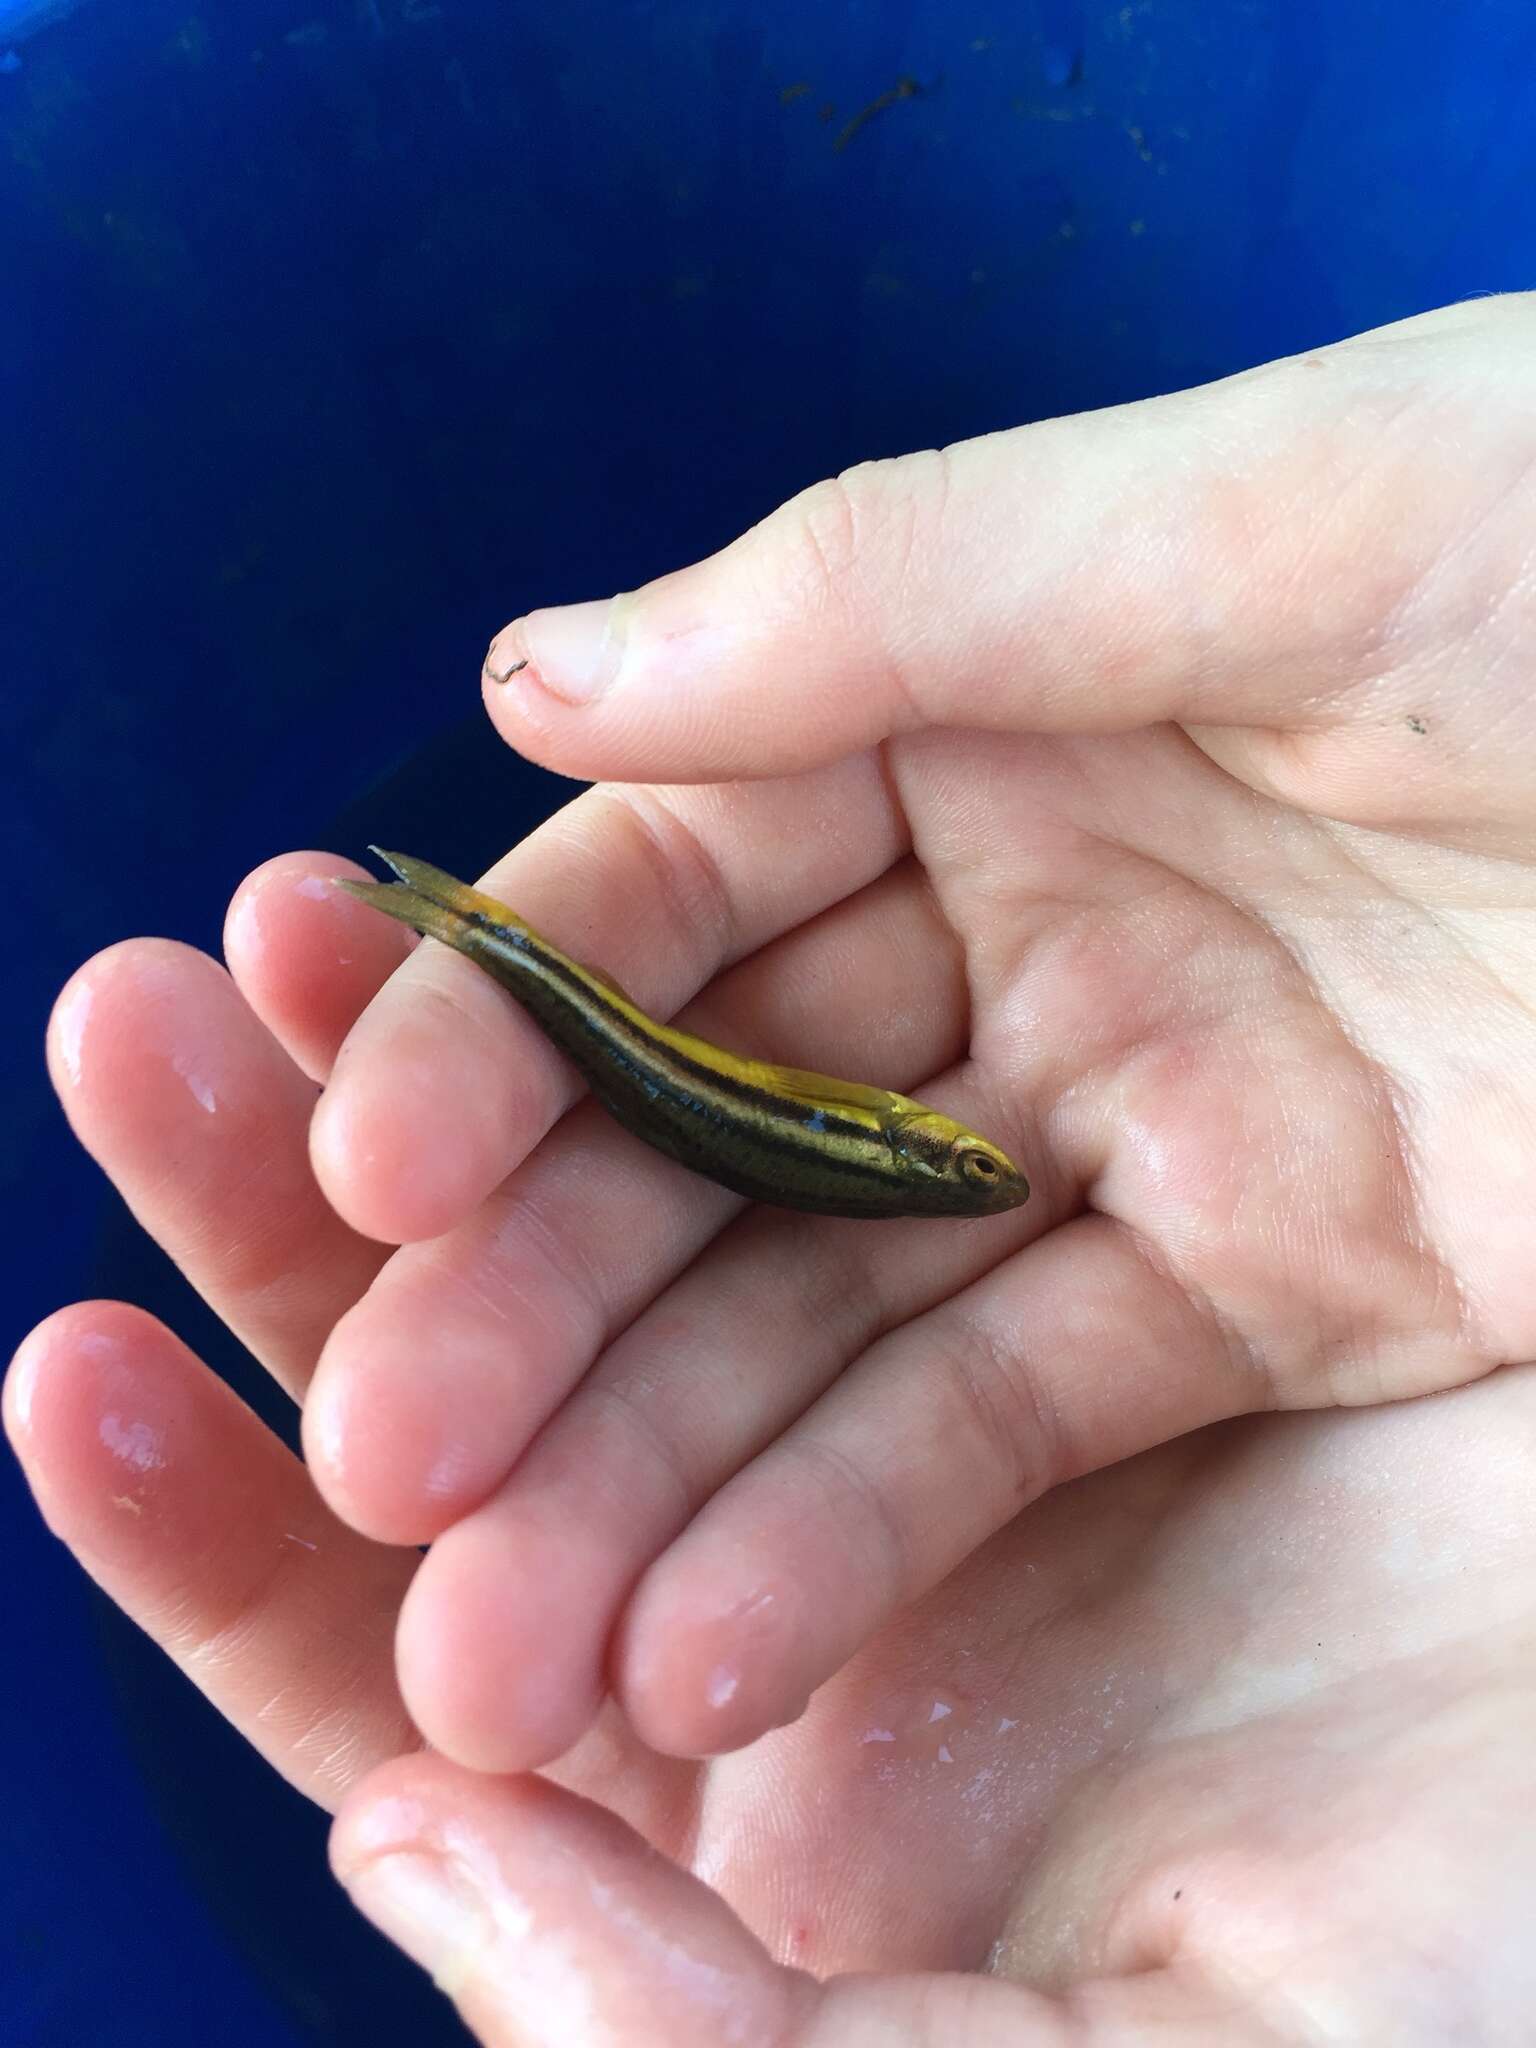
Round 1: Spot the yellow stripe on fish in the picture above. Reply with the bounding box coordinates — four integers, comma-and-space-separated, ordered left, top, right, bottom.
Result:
338, 850, 1030, 1220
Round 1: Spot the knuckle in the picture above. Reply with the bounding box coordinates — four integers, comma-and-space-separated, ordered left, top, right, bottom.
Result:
934, 1309, 1058, 1518
792, 1432, 912, 1606
596, 783, 735, 968
771, 471, 866, 610
764, 449, 950, 618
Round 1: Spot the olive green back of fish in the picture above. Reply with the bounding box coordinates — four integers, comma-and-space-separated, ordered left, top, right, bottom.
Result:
338, 850, 1029, 1219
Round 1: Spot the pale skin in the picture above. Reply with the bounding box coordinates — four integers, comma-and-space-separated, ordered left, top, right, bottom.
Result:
8, 295, 1536, 2043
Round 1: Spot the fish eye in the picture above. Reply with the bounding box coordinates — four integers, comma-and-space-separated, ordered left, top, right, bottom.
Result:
959, 1148, 1001, 1182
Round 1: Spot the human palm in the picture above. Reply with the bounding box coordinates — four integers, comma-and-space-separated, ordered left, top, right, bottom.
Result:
10, 296, 1536, 2042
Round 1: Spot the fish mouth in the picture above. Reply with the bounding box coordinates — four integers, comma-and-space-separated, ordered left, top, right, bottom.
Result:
939, 1172, 1029, 1216
985, 1173, 1030, 1214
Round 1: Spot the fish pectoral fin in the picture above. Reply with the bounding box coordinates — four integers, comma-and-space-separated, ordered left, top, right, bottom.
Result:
880, 1104, 947, 1167
753, 1060, 905, 1116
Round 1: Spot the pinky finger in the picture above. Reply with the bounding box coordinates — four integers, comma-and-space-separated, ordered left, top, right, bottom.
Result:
5, 1300, 420, 1810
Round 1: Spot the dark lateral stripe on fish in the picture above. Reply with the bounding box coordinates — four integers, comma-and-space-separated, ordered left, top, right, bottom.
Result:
351, 878, 905, 1188
581, 1038, 911, 1191
338, 852, 1030, 1220
456, 913, 900, 1167
460, 911, 881, 1139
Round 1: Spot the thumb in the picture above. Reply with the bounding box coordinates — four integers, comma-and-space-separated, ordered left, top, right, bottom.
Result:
482, 296, 1525, 781
331, 1754, 813, 2046
332, 1756, 1278, 2047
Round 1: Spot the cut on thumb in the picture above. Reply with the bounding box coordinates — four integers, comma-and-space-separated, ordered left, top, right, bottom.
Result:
480, 297, 1534, 783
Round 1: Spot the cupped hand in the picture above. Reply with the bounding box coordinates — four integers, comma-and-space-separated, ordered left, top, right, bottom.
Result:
8, 293, 1536, 2040
321, 294, 1527, 1769
9, 1300, 1536, 2042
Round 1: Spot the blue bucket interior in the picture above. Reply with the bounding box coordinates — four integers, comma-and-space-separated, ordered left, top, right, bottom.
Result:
5, 3, 1536, 2041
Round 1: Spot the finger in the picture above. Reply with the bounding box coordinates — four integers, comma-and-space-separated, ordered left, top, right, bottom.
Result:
304, 859, 970, 1547
4, 1302, 418, 1809
618, 1214, 1252, 1757
391, 1084, 1049, 1775
311, 760, 907, 1245
332, 1757, 1257, 2046
49, 940, 386, 1397
224, 852, 417, 1083
480, 298, 1533, 780
331, 1754, 818, 2048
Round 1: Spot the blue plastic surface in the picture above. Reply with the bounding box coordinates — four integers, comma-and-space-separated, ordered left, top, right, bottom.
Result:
5, 2, 1536, 2041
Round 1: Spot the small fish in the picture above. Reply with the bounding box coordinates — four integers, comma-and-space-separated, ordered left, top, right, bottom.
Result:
338, 850, 1030, 1220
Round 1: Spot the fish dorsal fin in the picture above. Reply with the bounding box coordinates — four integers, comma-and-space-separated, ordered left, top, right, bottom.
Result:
753, 1060, 906, 1117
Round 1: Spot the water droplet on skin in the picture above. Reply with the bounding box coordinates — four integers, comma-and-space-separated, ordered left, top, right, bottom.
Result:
962, 1765, 999, 1808
100, 1411, 165, 1472
307, 1393, 348, 1479
53, 977, 94, 1087
171, 1047, 220, 1114
705, 1665, 739, 1708
6, 1336, 43, 1431
725, 1587, 776, 1624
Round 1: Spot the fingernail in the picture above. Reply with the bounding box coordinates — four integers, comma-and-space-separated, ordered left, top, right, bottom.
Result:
342, 1849, 487, 1994
482, 624, 529, 685
485, 596, 626, 706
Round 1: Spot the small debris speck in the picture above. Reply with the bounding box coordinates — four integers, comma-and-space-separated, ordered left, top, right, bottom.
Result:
834, 76, 919, 153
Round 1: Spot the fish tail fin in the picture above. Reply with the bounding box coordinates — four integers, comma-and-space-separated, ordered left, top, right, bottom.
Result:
335, 847, 531, 956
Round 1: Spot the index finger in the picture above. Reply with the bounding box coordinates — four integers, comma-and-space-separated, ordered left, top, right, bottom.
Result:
311, 757, 907, 1244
